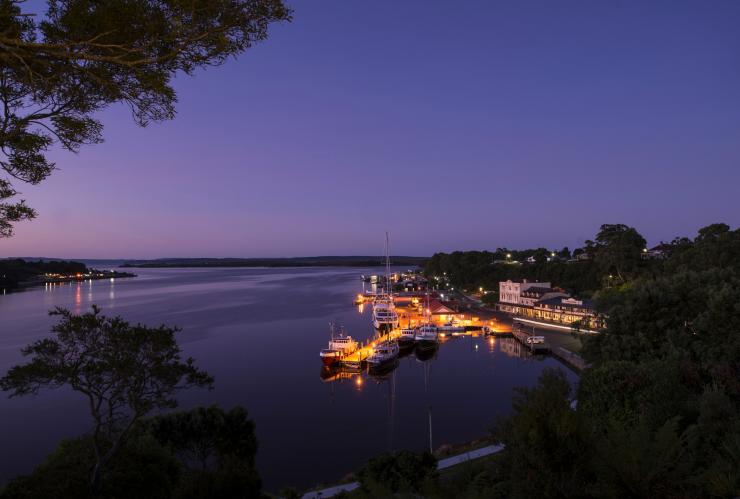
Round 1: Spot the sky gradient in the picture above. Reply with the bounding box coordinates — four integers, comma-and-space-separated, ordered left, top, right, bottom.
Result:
2, 0, 739, 259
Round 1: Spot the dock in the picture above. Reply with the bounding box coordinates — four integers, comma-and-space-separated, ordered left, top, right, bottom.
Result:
338, 329, 401, 368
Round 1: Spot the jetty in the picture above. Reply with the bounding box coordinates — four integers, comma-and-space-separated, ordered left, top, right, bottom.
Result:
338, 329, 402, 368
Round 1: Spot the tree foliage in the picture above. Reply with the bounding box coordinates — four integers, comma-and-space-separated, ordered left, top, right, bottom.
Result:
0, 305, 214, 492
357, 449, 437, 495
0, 0, 291, 236
485, 223, 740, 498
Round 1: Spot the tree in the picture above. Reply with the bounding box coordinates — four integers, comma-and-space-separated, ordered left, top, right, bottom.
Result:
357, 450, 437, 495
0, 306, 213, 493
0, 0, 291, 236
491, 368, 593, 498
147, 405, 262, 498
592, 223, 646, 283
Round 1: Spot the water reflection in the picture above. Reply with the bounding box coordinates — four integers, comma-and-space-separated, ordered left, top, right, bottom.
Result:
499, 337, 535, 360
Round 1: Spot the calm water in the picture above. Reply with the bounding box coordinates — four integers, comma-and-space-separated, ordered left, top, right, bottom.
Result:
0, 267, 577, 490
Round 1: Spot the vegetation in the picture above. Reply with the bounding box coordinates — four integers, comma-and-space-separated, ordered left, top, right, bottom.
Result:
0, 406, 261, 499
0, 258, 86, 287
356, 450, 437, 496
0, 306, 214, 495
0, 0, 291, 237
425, 223, 709, 298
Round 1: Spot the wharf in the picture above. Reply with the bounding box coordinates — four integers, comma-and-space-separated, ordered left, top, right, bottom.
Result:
338, 329, 401, 368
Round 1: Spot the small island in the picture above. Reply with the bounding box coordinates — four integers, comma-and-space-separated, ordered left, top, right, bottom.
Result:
0, 259, 136, 290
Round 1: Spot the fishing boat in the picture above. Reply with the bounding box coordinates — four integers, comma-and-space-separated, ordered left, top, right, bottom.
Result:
366, 340, 399, 368
319, 324, 358, 367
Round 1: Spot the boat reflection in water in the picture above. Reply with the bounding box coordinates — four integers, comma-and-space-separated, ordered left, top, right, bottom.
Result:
499, 337, 535, 360
368, 358, 400, 379
415, 343, 439, 362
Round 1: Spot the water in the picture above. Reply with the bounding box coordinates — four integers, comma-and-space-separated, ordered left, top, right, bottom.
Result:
0, 267, 577, 491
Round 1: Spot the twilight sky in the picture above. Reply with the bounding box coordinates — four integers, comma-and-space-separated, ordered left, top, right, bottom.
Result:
2, 0, 739, 259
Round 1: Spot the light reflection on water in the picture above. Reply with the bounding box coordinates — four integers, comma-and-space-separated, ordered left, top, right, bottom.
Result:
0, 267, 577, 491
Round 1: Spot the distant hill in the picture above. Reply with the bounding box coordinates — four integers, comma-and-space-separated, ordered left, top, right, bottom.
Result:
120, 256, 428, 268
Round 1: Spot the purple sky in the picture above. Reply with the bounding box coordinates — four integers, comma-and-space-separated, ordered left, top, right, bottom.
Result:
2, 1, 739, 259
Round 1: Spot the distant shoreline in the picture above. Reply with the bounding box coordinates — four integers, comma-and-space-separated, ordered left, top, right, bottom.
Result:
120, 256, 428, 268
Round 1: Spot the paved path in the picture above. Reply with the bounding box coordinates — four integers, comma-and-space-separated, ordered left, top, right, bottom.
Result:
301, 443, 504, 498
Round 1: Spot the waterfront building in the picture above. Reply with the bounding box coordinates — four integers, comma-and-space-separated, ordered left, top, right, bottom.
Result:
498, 279, 552, 307
497, 280, 602, 330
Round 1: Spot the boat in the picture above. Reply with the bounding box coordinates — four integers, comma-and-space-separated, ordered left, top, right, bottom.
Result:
372, 232, 400, 330
414, 292, 438, 347
399, 327, 416, 345
414, 323, 438, 347
438, 319, 465, 333
372, 299, 399, 330
366, 340, 399, 368
319, 324, 358, 367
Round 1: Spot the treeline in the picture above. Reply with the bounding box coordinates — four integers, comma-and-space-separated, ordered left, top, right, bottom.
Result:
0, 259, 88, 289
423, 223, 738, 299
121, 256, 429, 268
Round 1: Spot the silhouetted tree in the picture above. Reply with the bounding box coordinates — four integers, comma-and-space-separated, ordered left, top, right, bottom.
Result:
0, 0, 291, 236
0, 306, 213, 493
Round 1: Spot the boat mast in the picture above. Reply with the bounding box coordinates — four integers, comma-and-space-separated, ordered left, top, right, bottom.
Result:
385, 231, 391, 297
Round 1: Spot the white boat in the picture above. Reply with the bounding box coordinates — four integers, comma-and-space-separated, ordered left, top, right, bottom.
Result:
399, 327, 416, 344
414, 323, 438, 344
372, 301, 399, 330
319, 325, 358, 367
526, 335, 545, 345
438, 320, 465, 333
415, 292, 438, 345
366, 340, 399, 367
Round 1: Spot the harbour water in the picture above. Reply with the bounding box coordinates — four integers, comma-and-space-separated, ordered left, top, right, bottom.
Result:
0, 267, 577, 491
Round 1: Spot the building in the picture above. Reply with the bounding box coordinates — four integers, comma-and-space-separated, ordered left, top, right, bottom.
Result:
641, 243, 673, 260
498, 279, 552, 306
498, 280, 602, 330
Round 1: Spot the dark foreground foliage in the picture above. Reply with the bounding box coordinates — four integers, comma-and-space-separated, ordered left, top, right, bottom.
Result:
0, 406, 261, 499
475, 223, 740, 498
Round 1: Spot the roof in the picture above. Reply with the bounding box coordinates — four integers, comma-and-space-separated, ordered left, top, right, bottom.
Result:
537, 296, 595, 310
649, 243, 673, 252
521, 286, 553, 296
426, 299, 456, 314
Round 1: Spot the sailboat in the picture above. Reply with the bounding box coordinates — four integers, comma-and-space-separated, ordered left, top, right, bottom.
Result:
366, 339, 400, 369
372, 233, 399, 330
414, 293, 438, 348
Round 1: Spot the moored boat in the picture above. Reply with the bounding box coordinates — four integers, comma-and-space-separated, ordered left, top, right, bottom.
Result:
366, 340, 399, 368
319, 324, 358, 367
438, 319, 465, 333
414, 323, 438, 347
399, 327, 416, 344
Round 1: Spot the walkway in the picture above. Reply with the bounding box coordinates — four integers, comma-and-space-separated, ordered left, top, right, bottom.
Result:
301, 443, 504, 498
